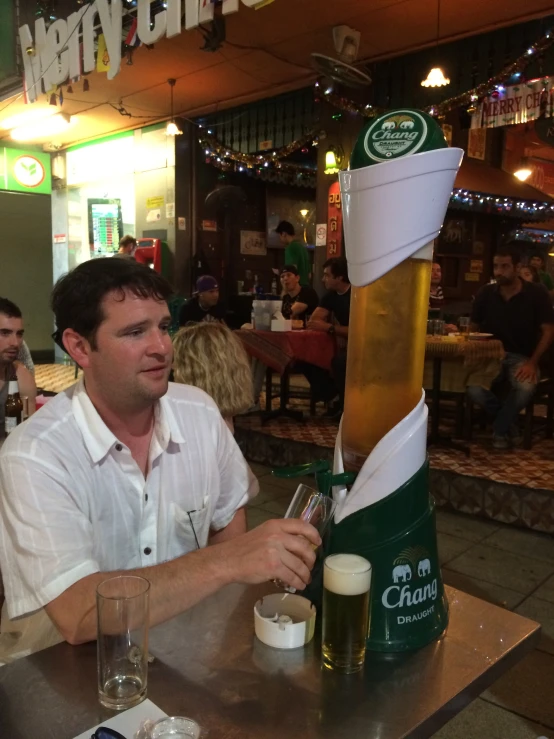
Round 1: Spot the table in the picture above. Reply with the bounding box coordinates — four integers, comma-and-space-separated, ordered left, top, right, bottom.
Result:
0, 585, 539, 739
425, 337, 505, 451
237, 329, 336, 421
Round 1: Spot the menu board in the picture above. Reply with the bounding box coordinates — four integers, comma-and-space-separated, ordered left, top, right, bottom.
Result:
88, 199, 123, 256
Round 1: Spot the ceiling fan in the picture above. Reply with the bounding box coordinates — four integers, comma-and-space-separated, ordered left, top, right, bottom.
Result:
312, 26, 371, 88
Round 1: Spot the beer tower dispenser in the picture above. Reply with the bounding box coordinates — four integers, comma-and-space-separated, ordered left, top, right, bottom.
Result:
328, 109, 463, 652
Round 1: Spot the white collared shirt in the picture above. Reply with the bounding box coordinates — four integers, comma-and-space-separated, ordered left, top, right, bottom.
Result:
0, 380, 258, 620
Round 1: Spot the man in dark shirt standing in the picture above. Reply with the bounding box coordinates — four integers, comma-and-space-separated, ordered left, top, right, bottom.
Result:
179, 275, 225, 326
469, 247, 554, 449
280, 265, 319, 320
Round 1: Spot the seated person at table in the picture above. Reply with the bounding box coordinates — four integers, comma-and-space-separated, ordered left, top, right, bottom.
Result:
0, 259, 319, 662
173, 322, 253, 433
0, 298, 36, 437
280, 265, 319, 321
429, 262, 445, 308
301, 258, 351, 416
179, 275, 225, 326
529, 252, 554, 297
468, 246, 554, 449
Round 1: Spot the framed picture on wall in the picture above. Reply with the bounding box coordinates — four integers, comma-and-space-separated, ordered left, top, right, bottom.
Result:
240, 230, 267, 256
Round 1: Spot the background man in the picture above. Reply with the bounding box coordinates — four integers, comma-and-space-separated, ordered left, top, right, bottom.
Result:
304, 257, 351, 417
179, 275, 225, 325
275, 221, 311, 287
280, 265, 319, 320
117, 234, 137, 258
0, 298, 36, 436
469, 246, 554, 449
0, 259, 319, 662
529, 253, 554, 297
429, 262, 445, 308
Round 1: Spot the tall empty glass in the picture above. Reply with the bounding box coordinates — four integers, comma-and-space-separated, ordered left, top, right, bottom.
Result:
97, 575, 150, 710
275, 484, 336, 592
322, 554, 372, 673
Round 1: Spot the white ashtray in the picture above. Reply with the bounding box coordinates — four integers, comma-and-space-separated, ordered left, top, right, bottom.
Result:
254, 593, 316, 649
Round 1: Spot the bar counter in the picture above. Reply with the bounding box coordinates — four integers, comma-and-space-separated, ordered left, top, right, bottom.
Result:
0, 584, 540, 739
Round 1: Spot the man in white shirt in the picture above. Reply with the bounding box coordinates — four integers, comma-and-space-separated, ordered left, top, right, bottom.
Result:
0, 258, 319, 661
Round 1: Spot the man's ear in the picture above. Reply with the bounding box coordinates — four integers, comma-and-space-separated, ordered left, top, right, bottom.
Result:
62, 328, 93, 368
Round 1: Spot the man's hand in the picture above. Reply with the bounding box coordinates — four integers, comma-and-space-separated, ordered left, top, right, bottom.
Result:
218, 519, 321, 591
307, 319, 332, 333
515, 360, 538, 384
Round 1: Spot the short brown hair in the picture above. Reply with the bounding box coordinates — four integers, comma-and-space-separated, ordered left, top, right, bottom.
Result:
172, 323, 253, 418
120, 234, 137, 248
51, 257, 172, 351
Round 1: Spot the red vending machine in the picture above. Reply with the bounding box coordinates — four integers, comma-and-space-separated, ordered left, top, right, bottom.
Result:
134, 238, 170, 277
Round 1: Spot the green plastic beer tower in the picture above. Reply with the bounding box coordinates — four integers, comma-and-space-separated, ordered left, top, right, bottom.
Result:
274, 109, 451, 654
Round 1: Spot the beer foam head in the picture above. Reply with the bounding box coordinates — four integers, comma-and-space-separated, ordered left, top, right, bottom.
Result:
324, 554, 372, 596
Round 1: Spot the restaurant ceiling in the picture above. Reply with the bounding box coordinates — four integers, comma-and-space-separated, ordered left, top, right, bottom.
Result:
1, 0, 554, 148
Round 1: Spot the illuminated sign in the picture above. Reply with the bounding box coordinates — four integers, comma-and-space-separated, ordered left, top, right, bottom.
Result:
20, 0, 276, 102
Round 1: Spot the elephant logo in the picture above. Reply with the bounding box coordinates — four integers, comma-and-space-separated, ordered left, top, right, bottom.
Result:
417, 558, 431, 577
399, 119, 415, 129
381, 120, 396, 131
392, 564, 412, 583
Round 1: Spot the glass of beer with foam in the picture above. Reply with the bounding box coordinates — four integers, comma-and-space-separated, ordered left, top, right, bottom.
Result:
322, 554, 372, 673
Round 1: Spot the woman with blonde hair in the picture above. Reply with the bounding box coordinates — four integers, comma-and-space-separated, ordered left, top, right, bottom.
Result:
173, 322, 254, 432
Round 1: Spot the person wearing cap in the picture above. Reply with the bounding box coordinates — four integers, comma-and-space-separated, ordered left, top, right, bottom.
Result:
179, 275, 226, 326
280, 265, 319, 320
275, 221, 311, 287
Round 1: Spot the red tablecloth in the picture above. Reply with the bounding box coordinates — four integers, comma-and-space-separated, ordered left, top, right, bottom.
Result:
236, 329, 336, 375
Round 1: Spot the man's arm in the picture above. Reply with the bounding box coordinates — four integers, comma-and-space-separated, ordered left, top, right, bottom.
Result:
515, 323, 554, 383
15, 362, 36, 415
44, 517, 320, 645
209, 507, 246, 544
291, 301, 309, 318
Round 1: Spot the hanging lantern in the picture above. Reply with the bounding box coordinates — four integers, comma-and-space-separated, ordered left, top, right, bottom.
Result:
324, 146, 342, 175
421, 67, 450, 88
165, 79, 182, 136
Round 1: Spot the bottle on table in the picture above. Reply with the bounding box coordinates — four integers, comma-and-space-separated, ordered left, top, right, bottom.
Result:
5, 380, 23, 435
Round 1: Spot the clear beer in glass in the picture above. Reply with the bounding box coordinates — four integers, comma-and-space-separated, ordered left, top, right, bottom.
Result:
322, 554, 372, 673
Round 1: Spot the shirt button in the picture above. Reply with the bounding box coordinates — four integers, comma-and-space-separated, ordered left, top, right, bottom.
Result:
145, 494, 149, 502
144, 547, 152, 555
115, 444, 123, 452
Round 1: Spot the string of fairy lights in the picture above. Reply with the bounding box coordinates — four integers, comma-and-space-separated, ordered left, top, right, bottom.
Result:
198, 129, 317, 186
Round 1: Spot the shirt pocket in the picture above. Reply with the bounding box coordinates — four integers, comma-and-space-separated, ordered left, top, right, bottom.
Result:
171, 497, 211, 555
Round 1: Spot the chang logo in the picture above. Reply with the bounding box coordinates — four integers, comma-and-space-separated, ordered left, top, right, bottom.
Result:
381, 545, 438, 614
364, 110, 428, 162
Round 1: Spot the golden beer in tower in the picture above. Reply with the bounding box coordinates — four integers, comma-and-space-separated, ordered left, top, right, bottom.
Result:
342, 256, 431, 470
322, 554, 372, 673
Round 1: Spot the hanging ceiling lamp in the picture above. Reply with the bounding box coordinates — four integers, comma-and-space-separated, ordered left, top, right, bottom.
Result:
514, 159, 532, 181
166, 78, 182, 136
421, 0, 450, 88
325, 145, 342, 175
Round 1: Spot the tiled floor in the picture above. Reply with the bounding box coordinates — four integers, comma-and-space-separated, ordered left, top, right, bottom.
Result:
237, 410, 554, 491
247, 462, 554, 739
